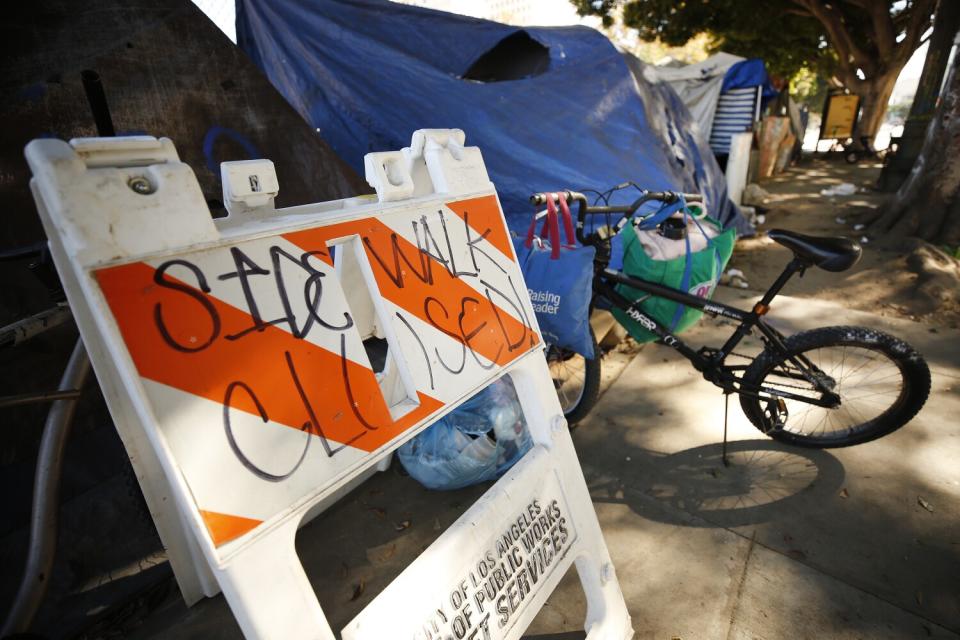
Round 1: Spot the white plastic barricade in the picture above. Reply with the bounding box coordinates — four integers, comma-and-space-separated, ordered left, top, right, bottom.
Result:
25, 129, 632, 639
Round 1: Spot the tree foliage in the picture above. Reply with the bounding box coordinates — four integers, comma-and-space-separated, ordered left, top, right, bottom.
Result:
573, 0, 936, 137
575, 0, 932, 79
621, 0, 823, 79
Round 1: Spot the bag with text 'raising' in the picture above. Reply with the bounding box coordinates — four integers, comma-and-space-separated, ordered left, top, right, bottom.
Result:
513, 195, 595, 358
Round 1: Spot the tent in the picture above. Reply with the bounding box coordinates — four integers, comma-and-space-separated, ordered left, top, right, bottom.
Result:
237, 0, 751, 235
655, 53, 777, 155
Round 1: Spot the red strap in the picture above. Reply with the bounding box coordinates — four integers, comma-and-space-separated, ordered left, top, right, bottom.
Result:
538, 198, 553, 240
526, 194, 563, 259
557, 196, 576, 248
524, 203, 539, 248
541, 196, 560, 259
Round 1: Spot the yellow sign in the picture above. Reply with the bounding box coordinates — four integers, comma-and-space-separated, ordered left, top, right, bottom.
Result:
821, 94, 860, 140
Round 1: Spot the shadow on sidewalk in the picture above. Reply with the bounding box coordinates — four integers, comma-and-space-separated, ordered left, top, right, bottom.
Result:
588, 439, 846, 529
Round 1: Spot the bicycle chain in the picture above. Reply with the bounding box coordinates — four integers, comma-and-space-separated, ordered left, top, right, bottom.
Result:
724, 351, 822, 392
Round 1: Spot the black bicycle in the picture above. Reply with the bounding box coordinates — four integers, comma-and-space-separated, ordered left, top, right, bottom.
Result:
537, 188, 931, 448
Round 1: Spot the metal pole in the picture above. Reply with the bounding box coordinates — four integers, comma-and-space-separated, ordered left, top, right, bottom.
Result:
80, 70, 115, 137
1, 340, 91, 635
0, 389, 82, 409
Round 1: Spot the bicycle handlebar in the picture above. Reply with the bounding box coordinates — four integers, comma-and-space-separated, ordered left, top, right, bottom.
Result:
528, 189, 704, 244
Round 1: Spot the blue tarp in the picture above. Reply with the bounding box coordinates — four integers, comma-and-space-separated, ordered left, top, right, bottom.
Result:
236, 0, 750, 235
722, 58, 778, 101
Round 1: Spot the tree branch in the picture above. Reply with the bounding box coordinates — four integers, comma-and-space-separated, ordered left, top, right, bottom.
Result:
893, 0, 936, 67
792, 0, 872, 76
866, 0, 897, 58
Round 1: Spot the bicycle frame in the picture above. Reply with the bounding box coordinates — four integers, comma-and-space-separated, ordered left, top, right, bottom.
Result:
530, 188, 840, 410
593, 256, 840, 409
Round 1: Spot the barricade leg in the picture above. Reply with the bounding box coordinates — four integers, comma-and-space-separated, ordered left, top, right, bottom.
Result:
215, 518, 335, 640
506, 356, 633, 638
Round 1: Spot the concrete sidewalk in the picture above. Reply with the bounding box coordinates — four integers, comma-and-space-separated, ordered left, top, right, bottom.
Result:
121, 293, 959, 639
525, 291, 960, 639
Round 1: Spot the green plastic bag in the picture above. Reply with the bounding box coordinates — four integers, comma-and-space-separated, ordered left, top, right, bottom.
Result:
611, 214, 736, 343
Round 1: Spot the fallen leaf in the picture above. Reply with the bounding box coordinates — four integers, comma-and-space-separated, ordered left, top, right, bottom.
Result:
368, 507, 387, 519
350, 579, 366, 602
394, 520, 411, 531
918, 496, 934, 513
839, 488, 849, 499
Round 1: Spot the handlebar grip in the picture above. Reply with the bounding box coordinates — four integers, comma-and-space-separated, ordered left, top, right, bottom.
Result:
646, 191, 704, 204
528, 191, 587, 206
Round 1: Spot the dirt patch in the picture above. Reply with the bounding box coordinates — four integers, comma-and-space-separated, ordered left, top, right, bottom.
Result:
729, 157, 960, 329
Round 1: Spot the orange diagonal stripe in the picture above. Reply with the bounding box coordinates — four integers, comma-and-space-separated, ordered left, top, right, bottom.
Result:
95, 261, 442, 454
443, 195, 515, 261
283, 217, 538, 367
199, 509, 262, 546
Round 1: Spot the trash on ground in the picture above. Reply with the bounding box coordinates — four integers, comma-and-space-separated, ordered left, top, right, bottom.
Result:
350, 579, 366, 601
918, 496, 934, 512
853, 223, 865, 231
742, 183, 771, 205
366, 542, 397, 564
839, 488, 849, 499
397, 377, 531, 490
835, 216, 847, 225
720, 268, 749, 289
820, 183, 857, 196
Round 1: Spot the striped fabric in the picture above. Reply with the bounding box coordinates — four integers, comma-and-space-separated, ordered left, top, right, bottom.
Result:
709, 86, 760, 154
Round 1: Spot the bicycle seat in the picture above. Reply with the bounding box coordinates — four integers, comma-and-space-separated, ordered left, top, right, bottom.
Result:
767, 229, 861, 272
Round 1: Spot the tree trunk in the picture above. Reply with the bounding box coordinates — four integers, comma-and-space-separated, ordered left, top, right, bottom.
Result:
853, 70, 900, 144
871, 35, 960, 245
879, 0, 960, 191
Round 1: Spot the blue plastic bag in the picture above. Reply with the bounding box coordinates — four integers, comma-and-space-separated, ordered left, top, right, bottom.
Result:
397, 377, 532, 490
514, 196, 595, 357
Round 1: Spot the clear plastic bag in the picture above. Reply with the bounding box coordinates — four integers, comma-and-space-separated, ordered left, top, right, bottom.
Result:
396, 376, 532, 490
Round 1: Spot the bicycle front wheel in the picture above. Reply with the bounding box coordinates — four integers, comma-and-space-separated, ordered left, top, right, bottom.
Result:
740, 326, 930, 448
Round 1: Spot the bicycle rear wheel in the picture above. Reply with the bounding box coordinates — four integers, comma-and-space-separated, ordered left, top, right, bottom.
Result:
545, 328, 601, 426
740, 326, 930, 448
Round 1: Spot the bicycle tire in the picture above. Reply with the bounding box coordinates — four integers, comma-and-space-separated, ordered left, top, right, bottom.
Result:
740, 326, 930, 448
544, 328, 601, 426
